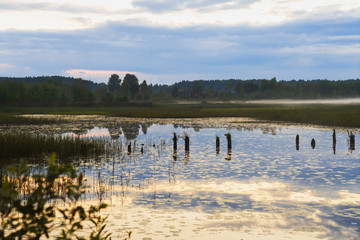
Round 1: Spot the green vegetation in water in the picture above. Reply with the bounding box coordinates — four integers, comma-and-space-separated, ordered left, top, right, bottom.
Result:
0, 153, 131, 240
0, 132, 106, 160
0, 113, 67, 125
1, 103, 360, 128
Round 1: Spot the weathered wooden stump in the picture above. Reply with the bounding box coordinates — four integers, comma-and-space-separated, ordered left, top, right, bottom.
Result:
225, 133, 232, 150
311, 138, 316, 149
173, 133, 178, 150
216, 136, 220, 154
127, 142, 131, 155
185, 135, 190, 152
296, 135, 299, 151
172, 133, 178, 161
349, 132, 355, 151
332, 129, 336, 155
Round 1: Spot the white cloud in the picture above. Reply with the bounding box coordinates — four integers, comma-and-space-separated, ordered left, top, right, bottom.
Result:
0, 63, 15, 69
0, 0, 359, 30
0, 1, 358, 82
279, 44, 360, 55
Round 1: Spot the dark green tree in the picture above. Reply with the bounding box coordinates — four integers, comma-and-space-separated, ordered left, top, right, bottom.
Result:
123, 74, 139, 99
171, 85, 179, 99
139, 80, 152, 100
190, 81, 203, 99
71, 79, 95, 104
108, 74, 121, 92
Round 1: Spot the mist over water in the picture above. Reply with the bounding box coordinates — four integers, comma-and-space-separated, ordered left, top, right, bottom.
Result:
245, 98, 360, 105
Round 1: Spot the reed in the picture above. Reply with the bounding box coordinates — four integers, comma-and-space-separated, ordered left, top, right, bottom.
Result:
0, 113, 66, 125
0, 131, 106, 159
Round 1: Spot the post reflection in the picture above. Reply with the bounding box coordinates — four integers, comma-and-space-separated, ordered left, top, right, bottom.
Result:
3, 118, 359, 239
225, 148, 232, 161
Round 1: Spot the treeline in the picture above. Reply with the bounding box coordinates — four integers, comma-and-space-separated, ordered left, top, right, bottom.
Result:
0, 74, 151, 106
1, 75, 360, 106
159, 78, 360, 101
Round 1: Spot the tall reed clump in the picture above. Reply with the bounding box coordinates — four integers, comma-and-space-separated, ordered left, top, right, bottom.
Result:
0, 132, 106, 159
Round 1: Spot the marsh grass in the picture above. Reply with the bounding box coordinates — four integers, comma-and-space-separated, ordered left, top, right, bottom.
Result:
1, 103, 360, 127
0, 131, 106, 159
0, 113, 66, 125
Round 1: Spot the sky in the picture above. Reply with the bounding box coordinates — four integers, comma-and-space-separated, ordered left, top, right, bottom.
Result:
0, 0, 359, 84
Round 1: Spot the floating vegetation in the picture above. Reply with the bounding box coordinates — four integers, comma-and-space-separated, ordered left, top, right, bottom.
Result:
0, 131, 106, 160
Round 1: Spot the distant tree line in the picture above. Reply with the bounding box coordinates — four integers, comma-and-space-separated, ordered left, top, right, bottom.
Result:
0, 75, 359, 106
160, 78, 360, 101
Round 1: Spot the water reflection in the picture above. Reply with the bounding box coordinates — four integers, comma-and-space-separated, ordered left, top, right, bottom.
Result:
107, 125, 122, 139
2, 116, 360, 239
225, 148, 231, 161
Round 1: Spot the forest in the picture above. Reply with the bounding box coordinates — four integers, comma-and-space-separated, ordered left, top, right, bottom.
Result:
0, 74, 359, 106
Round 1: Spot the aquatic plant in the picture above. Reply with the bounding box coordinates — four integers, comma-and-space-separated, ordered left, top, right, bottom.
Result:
0, 153, 132, 240
0, 131, 106, 160
0, 113, 66, 125
2, 104, 360, 127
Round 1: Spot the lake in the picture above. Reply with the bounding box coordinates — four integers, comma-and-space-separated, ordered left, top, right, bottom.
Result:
2, 116, 360, 239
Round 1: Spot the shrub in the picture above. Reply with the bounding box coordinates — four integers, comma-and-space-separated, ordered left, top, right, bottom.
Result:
0, 153, 131, 240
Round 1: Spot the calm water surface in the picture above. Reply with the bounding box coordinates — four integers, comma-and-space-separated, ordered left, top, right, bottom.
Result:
9, 116, 360, 239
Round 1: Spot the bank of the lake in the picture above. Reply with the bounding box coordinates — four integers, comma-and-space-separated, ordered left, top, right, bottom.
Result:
1, 103, 360, 128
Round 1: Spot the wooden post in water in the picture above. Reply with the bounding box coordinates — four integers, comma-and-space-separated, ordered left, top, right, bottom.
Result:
332, 129, 336, 155
216, 136, 220, 155
127, 142, 131, 155
173, 133, 178, 160
296, 135, 299, 151
311, 138, 316, 149
225, 133, 232, 150
140, 144, 144, 154
173, 133, 178, 152
185, 135, 190, 152
349, 132, 355, 151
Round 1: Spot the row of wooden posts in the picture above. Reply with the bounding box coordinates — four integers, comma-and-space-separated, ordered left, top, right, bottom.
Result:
126, 130, 356, 156
296, 129, 355, 153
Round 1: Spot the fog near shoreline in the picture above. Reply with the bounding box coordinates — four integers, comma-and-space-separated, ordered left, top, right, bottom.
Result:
244, 98, 360, 105
190, 98, 360, 105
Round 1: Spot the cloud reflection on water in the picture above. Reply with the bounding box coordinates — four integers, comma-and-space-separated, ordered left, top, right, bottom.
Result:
82, 178, 360, 239
6, 115, 360, 239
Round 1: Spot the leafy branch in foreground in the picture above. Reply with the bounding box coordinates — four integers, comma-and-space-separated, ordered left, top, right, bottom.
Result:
0, 153, 130, 240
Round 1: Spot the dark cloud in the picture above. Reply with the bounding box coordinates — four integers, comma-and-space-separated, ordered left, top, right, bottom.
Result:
0, 17, 359, 82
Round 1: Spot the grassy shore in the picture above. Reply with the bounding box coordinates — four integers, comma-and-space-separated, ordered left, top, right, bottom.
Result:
1, 103, 360, 128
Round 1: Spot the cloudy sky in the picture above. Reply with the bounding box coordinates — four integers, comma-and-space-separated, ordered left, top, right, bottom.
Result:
0, 0, 359, 84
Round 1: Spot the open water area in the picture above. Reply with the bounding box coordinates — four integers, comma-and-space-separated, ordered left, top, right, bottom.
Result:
2, 115, 360, 240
